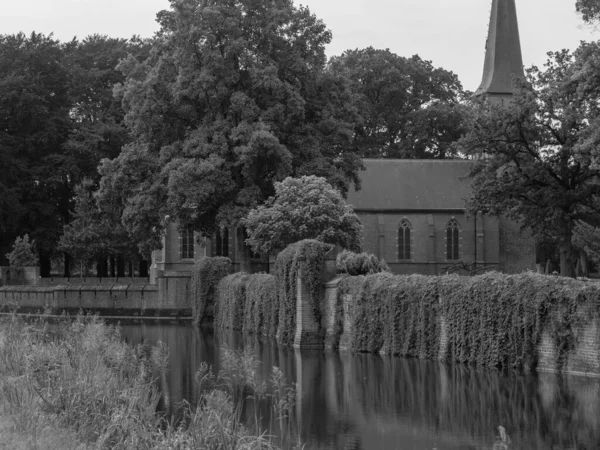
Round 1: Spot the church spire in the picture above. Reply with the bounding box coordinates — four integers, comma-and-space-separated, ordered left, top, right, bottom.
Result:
476, 0, 524, 99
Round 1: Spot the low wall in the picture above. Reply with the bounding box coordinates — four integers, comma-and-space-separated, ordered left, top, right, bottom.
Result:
39, 276, 150, 286
0, 282, 190, 317
319, 276, 600, 377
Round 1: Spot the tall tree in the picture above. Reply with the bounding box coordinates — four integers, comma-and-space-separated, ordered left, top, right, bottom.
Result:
0, 33, 72, 272
329, 47, 468, 159
97, 0, 363, 253
459, 45, 600, 277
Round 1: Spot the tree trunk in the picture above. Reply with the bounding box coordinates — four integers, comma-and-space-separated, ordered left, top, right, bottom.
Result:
139, 260, 149, 278
39, 252, 51, 278
128, 260, 134, 278
110, 257, 116, 277
117, 255, 125, 278
581, 251, 589, 278
559, 232, 575, 278
63, 252, 70, 278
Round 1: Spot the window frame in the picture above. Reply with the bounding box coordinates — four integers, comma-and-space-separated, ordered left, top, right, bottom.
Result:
398, 219, 412, 261
446, 219, 460, 261
180, 225, 195, 260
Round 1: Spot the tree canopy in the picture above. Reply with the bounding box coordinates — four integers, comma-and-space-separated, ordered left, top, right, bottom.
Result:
97, 0, 364, 252
576, 0, 600, 23
329, 47, 468, 159
459, 44, 600, 277
244, 176, 363, 255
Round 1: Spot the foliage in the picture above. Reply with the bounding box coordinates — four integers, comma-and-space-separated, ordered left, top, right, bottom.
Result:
576, 0, 600, 22
58, 178, 139, 266
458, 45, 600, 276
244, 274, 279, 337
0, 33, 149, 272
215, 272, 250, 331
336, 271, 600, 372
98, 0, 363, 252
329, 47, 468, 159
335, 273, 440, 356
0, 316, 296, 449
244, 176, 363, 255
5, 234, 39, 267
191, 257, 231, 325
336, 250, 389, 276
274, 240, 330, 347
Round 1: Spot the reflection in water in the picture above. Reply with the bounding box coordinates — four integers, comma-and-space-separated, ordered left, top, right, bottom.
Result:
119, 321, 600, 450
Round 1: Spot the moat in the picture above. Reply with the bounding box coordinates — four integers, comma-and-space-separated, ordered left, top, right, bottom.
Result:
119, 320, 600, 450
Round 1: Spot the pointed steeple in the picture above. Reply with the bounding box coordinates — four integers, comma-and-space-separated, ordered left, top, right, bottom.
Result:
476, 0, 524, 99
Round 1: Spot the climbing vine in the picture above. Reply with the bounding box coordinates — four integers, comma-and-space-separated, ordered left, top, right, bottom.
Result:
243, 274, 278, 337
336, 271, 600, 371
214, 272, 249, 331
273, 239, 330, 347
190, 257, 231, 325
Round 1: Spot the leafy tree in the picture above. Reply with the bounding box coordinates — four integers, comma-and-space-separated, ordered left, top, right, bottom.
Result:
243, 176, 363, 255
0, 33, 72, 273
329, 47, 468, 159
97, 0, 363, 252
5, 235, 39, 267
459, 45, 600, 277
59, 179, 141, 277
576, 0, 600, 23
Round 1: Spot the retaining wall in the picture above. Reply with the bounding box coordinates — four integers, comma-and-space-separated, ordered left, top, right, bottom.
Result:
0, 283, 190, 317
317, 278, 600, 377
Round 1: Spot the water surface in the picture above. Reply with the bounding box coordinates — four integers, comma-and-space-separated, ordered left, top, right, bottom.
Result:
119, 321, 600, 450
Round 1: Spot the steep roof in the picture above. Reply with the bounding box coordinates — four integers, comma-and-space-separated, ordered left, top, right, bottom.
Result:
476, 0, 524, 96
346, 159, 473, 211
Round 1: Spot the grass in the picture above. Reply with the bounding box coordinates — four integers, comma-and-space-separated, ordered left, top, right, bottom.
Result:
0, 314, 302, 449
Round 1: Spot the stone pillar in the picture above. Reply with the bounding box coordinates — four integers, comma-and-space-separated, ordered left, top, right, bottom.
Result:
293, 257, 324, 349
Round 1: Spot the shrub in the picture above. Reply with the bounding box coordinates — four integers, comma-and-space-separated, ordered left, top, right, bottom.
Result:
244, 175, 363, 255
336, 250, 389, 276
5, 234, 39, 267
214, 272, 249, 331
274, 240, 331, 347
191, 257, 231, 324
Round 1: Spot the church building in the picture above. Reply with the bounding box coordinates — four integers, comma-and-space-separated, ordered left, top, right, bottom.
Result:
151, 0, 535, 278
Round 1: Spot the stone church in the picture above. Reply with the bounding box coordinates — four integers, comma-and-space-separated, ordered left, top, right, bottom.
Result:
151, 0, 535, 278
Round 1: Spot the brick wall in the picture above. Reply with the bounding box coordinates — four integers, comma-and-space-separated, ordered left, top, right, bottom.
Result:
357, 212, 504, 275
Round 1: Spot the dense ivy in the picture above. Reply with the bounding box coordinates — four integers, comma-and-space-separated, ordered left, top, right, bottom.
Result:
243, 274, 278, 337
191, 257, 231, 325
337, 272, 600, 371
214, 273, 249, 331
273, 240, 330, 347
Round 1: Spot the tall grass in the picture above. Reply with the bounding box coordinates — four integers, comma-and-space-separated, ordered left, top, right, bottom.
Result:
0, 315, 302, 449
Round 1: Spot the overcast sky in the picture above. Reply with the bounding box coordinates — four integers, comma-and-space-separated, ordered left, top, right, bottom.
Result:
1, 0, 597, 91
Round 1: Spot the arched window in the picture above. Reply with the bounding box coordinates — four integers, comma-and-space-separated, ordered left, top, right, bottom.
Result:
215, 227, 229, 257
180, 225, 195, 260
446, 220, 460, 260
398, 220, 412, 260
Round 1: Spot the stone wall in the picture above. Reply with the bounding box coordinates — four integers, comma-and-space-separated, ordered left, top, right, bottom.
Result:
321, 281, 600, 377
0, 283, 190, 317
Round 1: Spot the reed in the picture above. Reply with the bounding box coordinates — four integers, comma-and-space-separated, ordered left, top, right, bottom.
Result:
0, 315, 302, 449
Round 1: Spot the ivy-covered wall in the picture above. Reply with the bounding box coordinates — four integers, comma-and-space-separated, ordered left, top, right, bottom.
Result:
328, 272, 600, 375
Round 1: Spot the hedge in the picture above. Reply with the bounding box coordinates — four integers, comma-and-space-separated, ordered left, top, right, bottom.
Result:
336, 250, 389, 276
337, 271, 600, 371
273, 239, 331, 347
191, 257, 231, 325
